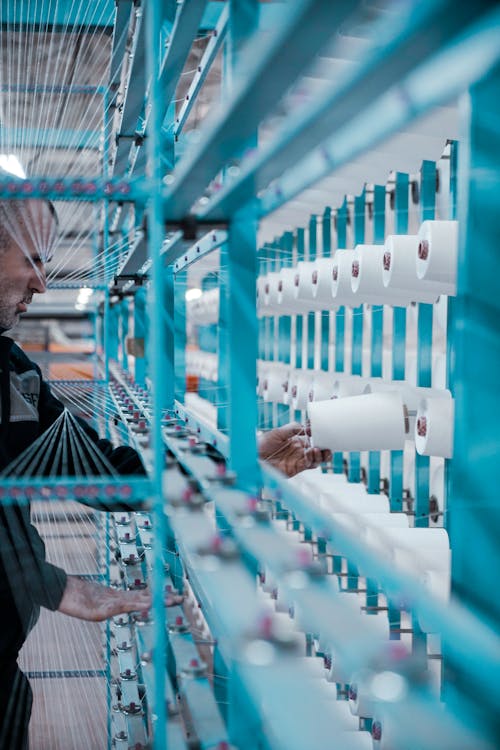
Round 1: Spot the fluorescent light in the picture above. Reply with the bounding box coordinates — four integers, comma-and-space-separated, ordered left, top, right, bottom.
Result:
76, 287, 93, 307
0, 154, 27, 179
185, 287, 202, 302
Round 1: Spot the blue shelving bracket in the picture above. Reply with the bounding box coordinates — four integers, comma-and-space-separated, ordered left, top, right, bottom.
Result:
173, 5, 228, 141
320, 207, 331, 372
368, 184, 386, 494
414, 160, 436, 528
448, 63, 500, 636
144, 1, 169, 746
224, 207, 259, 492
349, 190, 366, 483
158, 0, 209, 134
306, 215, 316, 372
295, 227, 305, 372
390, 172, 409, 513
277, 232, 292, 426
224, 2, 500, 224
119, 298, 129, 371
333, 199, 347, 474
167, 0, 358, 221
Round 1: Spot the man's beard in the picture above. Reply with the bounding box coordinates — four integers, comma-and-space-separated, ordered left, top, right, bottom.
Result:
0, 283, 23, 330
0, 304, 20, 331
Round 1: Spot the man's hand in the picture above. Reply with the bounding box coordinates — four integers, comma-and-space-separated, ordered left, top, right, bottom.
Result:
258, 422, 331, 478
58, 576, 183, 622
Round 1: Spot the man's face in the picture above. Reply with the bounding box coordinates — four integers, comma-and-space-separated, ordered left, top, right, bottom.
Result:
0, 201, 54, 331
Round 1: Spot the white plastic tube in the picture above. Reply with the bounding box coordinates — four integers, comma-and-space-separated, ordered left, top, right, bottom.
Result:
351, 244, 409, 306
332, 249, 358, 306
382, 234, 441, 304
416, 220, 458, 296
415, 397, 455, 458
308, 392, 407, 452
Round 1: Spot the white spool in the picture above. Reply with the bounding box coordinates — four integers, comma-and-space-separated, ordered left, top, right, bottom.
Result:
351, 244, 409, 306
277, 267, 303, 314
332, 375, 372, 398
418, 567, 451, 632
332, 249, 359, 306
263, 271, 281, 310
434, 293, 448, 332
382, 234, 441, 304
322, 697, 360, 731
321, 489, 391, 515
415, 397, 455, 458
360, 512, 410, 529
308, 392, 407, 452
348, 677, 376, 718
311, 256, 337, 309
363, 381, 452, 437
309, 370, 336, 402
416, 220, 458, 296
403, 445, 416, 499
256, 276, 266, 316
292, 261, 317, 307
380, 528, 450, 574
429, 463, 445, 520
281, 369, 294, 406
290, 369, 314, 411
432, 353, 448, 389
299, 470, 348, 493
263, 367, 289, 403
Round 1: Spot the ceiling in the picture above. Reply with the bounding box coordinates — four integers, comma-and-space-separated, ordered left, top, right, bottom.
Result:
0, 1, 458, 324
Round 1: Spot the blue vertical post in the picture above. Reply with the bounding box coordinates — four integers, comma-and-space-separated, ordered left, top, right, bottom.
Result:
306, 215, 317, 371
106, 300, 119, 364
224, 4, 261, 742
257, 247, 266, 429
133, 286, 147, 386
333, 200, 347, 474
368, 185, 385, 493
444, 141, 459, 537
276, 232, 292, 425
173, 269, 186, 406
119, 298, 129, 371
390, 173, 408, 513
269, 241, 279, 428
145, 2, 169, 746
295, 227, 305, 371
225, 207, 259, 489
388, 174, 408, 642
447, 64, 500, 635
102, 85, 113, 750
348, 190, 365, 483
415, 161, 436, 528
320, 207, 331, 372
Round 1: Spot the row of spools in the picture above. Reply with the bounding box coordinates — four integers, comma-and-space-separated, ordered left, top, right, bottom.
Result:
258, 362, 453, 459
259, 220, 457, 315
186, 220, 457, 324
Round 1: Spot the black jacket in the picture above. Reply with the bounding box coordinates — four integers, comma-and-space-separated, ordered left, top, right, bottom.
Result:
0, 335, 145, 667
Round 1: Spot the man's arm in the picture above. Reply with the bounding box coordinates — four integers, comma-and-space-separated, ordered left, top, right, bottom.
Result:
58, 576, 183, 621
258, 422, 331, 477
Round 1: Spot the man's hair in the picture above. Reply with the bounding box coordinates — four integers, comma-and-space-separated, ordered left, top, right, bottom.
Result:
0, 198, 59, 258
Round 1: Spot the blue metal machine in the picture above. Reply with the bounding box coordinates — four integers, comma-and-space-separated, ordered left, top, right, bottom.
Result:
0, 1, 499, 748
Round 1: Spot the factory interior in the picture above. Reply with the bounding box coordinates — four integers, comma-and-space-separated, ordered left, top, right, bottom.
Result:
0, 0, 499, 748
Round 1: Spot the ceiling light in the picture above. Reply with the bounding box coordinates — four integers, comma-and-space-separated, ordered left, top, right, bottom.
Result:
0, 154, 27, 179
185, 287, 202, 302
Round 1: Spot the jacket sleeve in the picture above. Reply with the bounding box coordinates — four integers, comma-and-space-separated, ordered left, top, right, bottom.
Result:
36, 367, 146, 478
0, 506, 67, 613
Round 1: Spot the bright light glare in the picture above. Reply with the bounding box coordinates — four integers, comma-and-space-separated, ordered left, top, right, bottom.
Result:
76, 287, 93, 307
369, 671, 407, 702
0, 154, 27, 179
185, 287, 202, 302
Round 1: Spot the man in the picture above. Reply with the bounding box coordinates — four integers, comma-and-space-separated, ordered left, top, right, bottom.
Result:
0, 197, 329, 746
